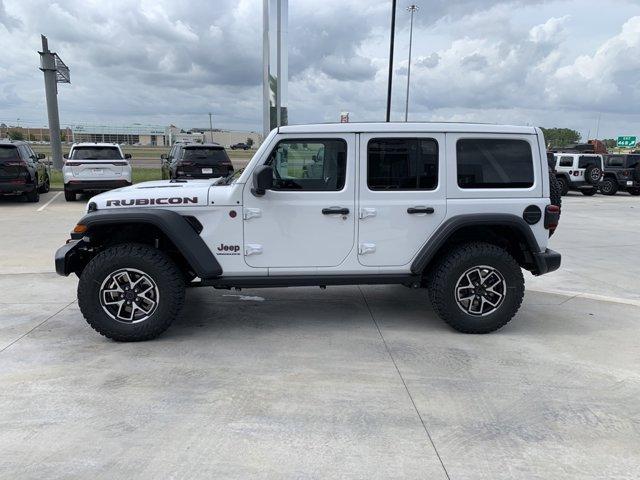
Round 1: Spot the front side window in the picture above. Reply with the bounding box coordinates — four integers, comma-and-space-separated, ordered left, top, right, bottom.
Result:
607, 156, 624, 167
367, 138, 438, 190
457, 139, 534, 189
71, 147, 122, 160
558, 156, 574, 167
266, 139, 347, 191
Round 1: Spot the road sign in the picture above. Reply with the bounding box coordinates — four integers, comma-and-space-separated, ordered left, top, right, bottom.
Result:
617, 136, 637, 148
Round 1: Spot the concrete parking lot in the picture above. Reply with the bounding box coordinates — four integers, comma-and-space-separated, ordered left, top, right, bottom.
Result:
1, 192, 639, 479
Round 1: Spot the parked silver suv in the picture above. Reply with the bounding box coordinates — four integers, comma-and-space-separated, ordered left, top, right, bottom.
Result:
63, 143, 132, 201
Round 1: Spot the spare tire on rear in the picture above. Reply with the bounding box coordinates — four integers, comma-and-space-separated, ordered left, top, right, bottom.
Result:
549, 169, 562, 210
584, 164, 602, 185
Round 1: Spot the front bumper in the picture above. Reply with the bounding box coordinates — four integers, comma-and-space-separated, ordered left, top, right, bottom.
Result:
65, 179, 131, 192
532, 248, 561, 276
55, 239, 85, 276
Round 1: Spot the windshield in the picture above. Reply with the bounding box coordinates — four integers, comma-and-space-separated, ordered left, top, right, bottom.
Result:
182, 147, 230, 165
71, 147, 122, 160
0, 146, 19, 162
221, 167, 244, 185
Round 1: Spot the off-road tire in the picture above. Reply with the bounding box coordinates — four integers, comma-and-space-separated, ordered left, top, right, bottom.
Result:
581, 188, 597, 196
427, 242, 525, 334
549, 170, 562, 209
556, 175, 569, 196
78, 243, 185, 342
25, 184, 40, 202
64, 188, 76, 201
38, 174, 50, 193
600, 177, 618, 196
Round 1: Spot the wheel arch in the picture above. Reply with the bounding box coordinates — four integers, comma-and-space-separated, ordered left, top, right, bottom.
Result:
411, 214, 542, 276
59, 208, 222, 279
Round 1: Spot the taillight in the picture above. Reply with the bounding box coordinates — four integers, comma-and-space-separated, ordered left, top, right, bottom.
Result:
623, 170, 631, 177
180, 161, 195, 166
544, 204, 560, 232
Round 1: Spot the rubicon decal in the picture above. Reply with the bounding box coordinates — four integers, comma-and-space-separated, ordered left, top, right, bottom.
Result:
105, 197, 198, 206
216, 244, 241, 255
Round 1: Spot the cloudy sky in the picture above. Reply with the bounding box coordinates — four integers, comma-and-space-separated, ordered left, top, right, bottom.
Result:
1, 0, 640, 138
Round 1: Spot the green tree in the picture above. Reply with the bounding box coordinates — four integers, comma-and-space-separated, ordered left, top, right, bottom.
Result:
60, 131, 67, 142
8, 130, 24, 141
246, 137, 254, 148
603, 139, 617, 149
540, 128, 581, 148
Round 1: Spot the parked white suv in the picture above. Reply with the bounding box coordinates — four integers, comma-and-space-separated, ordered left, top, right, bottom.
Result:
553, 153, 603, 196
56, 123, 561, 341
63, 143, 132, 201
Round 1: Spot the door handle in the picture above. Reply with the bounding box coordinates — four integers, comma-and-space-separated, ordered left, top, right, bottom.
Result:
407, 207, 435, 214
322, 207, 350, 215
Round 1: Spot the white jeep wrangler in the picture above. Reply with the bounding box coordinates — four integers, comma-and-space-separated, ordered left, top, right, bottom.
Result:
56, 123, 561, 341
553, 153, 603, 196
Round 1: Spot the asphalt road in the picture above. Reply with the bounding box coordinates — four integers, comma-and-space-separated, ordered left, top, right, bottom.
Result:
0, 191, 639, 479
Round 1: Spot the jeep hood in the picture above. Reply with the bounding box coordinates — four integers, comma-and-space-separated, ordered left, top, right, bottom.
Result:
89, 179, 215, 210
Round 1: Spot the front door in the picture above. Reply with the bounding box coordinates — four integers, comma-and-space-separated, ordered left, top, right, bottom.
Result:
243, 134, 356, 269
357, 133, 447, 267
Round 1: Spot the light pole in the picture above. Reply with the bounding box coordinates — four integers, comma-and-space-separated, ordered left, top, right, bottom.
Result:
404, 4, 418, 122
386, 0, 397, 122
208, 112, 213, 143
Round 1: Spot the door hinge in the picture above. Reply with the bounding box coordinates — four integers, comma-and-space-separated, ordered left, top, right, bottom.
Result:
244, 244, 263, 256
359, 207, 377, 219
358, 243, 376, 255
243, 208, 262, 220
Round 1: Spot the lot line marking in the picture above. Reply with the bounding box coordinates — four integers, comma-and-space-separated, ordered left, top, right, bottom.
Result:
358, 286, 451, 480
527, 287, 640, 308
0, 300, 75, 355
37, 191, 62, 212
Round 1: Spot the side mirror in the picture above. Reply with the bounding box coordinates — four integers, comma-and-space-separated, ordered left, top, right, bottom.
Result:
63, 153, 69, 159
124, 153, 132, 159
37, 153, 45, 159
251, 165, 273, 196
160, 154, 168, 160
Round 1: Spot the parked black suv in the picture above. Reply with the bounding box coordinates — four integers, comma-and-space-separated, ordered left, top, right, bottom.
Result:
601, 154, 640, 195
0, 140, 50, 202
161, 143, 234, 180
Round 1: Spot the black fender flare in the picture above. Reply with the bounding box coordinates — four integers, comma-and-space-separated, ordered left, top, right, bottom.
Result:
410, 214, 542, 275
62, 208, 222, 279
555, 172, 572, 182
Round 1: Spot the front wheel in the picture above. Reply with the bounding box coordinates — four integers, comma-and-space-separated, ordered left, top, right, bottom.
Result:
628, 188, 640, 196
78, 243, 185, 341
427, 242, 525, 334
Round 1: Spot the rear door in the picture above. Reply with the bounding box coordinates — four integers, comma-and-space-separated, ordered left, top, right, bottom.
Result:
0, 145, 21, 182
357, 133, 447, 267
68, 146, 126, 180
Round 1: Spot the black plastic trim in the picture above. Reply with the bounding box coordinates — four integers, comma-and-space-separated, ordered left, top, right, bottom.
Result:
532, 248, 561, 275
74, 208, 222, 279
201, 274, 416, 289
411, 214, 542, 275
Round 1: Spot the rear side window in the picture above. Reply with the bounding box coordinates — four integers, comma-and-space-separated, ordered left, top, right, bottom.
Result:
182, 147, 230, 165
558, 156, 573, 167
71, 147, 122, 160
606, 156, 624, 167
367, 138, 438, 190
266, 139, 347, 191
457, 139, 534, 189
627, 156, 640, 168
578, 156, 600, 168
0, 146, 19, 162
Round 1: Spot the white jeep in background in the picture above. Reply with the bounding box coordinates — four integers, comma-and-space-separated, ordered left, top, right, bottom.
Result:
56, 123, 562, 341
63, 143, 132, 201
553, 153, 603, 196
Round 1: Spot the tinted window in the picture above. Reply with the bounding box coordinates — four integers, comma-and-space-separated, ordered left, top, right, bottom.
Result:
0, 146, 19, 162
457, 139, 534, 189
266, 139, 346, 191
607, 156, 624, 167
71, 147, 122, 160
558, 156, 573, 167
367, 138, 438, 190
626, 156, 640, 169
182, 147, 230, 165
578, 156, 600, 168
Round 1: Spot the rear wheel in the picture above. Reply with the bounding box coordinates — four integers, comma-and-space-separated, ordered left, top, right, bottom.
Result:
556, 176, 569, 196
64, 188, 76, 201
78, 243, 185, 342
25, 181, 40, 203
427, 242, 525, 334
581, 188, 597, 196
600, 177, 618, 196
